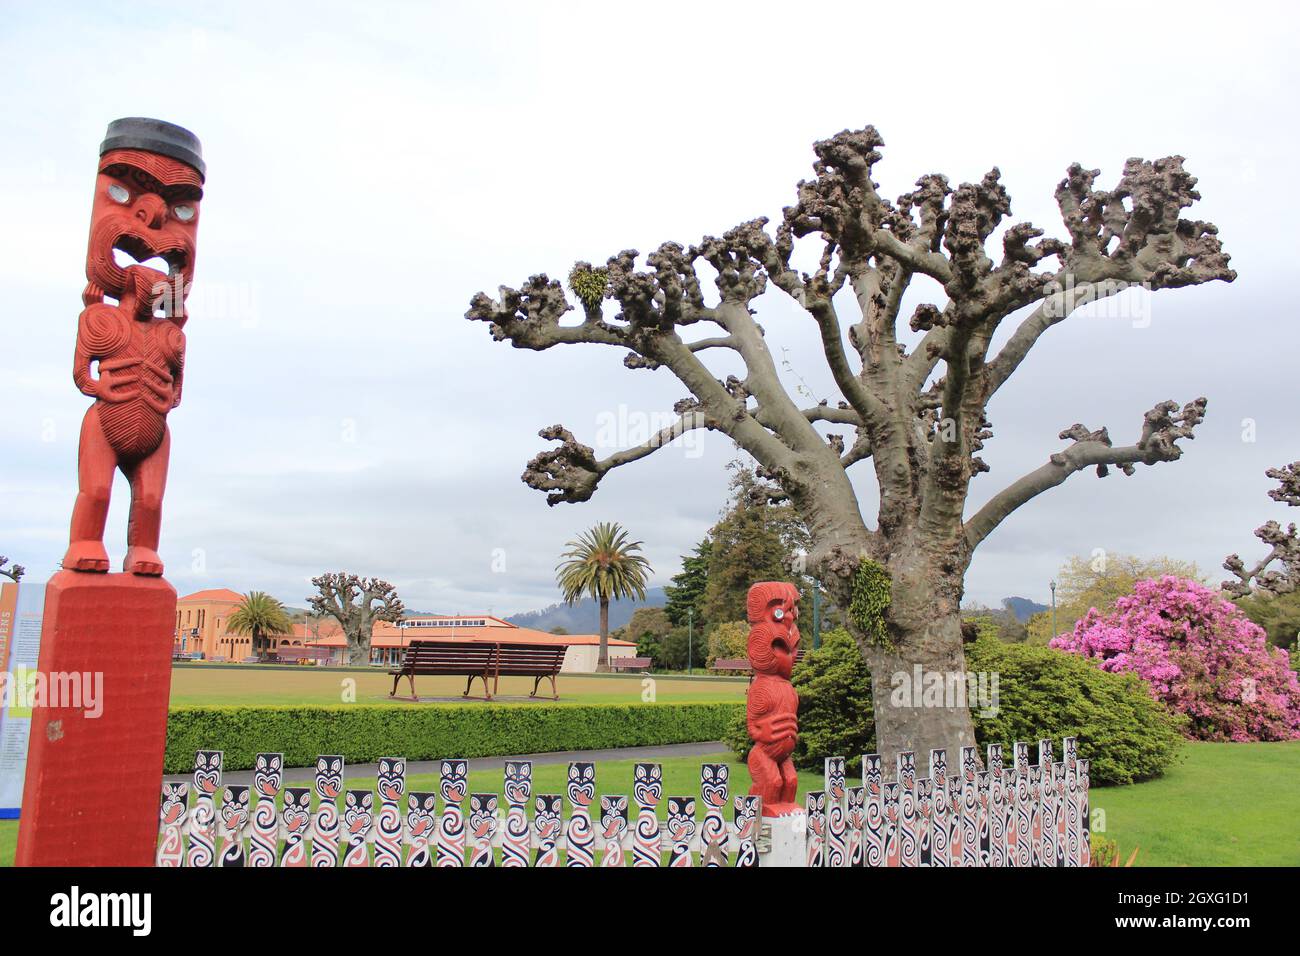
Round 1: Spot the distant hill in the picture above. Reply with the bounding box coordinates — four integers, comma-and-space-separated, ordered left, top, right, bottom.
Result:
1002, 596, 1048, 622
506, 587, 668, 634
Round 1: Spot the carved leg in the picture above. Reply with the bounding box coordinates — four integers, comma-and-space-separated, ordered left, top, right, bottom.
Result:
747, 746, 784, 812
779, 757, 799, 809
63, 409, 115, 572
122, 425, 170, 575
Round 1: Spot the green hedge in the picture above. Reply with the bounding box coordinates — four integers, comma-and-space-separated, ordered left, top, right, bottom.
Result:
164, 702, 742, 773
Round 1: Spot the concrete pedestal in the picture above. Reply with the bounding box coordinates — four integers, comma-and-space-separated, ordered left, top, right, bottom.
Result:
758, 810, 807, 867
15, 571, 176, 866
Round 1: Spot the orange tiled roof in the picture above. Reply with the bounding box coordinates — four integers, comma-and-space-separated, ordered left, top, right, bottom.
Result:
178, 587, 246, 604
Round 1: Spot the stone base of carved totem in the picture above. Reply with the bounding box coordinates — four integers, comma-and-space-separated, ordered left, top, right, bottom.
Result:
15, 571, 176, 866
758, 810, 807, 867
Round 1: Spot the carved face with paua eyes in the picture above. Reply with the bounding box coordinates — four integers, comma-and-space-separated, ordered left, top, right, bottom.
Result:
86, 148, 202, 320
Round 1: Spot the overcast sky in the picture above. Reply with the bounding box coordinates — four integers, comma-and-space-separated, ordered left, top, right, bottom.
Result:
2, 2, 1296, 617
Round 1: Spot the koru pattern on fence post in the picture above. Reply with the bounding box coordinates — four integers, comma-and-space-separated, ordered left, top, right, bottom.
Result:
158, 737, 1091, 867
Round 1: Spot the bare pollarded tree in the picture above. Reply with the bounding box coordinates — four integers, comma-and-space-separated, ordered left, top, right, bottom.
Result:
1224, 462, 1300, 598
468, 126, 1234, 769
308, 572, 406, 666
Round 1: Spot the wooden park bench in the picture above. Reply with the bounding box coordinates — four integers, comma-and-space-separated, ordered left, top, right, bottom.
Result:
389, 641, 569, 701
609, 656, 652, 673
712, 648, 809, 675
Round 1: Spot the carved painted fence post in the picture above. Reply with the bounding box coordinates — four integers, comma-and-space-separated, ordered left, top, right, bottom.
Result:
987, 744, 1006, 868
1078, 758, 1091, 867
219, 785, 249, 867
883, 782, 900, 867
156, 782, 187, 868
897, 751, 917, 867
700, 763, 729, 867
469, 794, 498, 867
929, 749, 949, 868
374, 757, 405, 868
533, 795, 562, 867
280, 788, 311, 867
976, 771, 991, 866
920, 779, 937, 866
1029, 765, 1044, 868
1014, 742, 1032, 868
565, 762, 596, 867
632, 762, 662, 867
959, 746, 978, 868
186, 750, 221, 868
667, 797, 696, 867
823, 757, 847, 867
1053, 761, 1067, 867
734, 795, 761, 868
805, 790, 825, 868
863, 754, 885, 867
1063, 737, 1080, 867
249, 753, 282, 869
311, 755, 343, 867
600, 796, 628, 867
947, 775, 962, 867
1037, 741, 1055, 867
1002, 768, 1016, 868
437, 759, 468, 867
502, 760, 532, 867
405, 792, 436, 867
342, 790, 373, 867
846, 785, 865, 867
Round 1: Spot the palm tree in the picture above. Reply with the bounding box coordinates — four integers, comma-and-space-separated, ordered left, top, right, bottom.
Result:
556, 522, 652, 672
226, 591, 294, 661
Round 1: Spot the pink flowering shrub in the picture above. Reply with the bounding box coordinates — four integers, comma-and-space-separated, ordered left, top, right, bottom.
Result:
1050, 576, 1300, 741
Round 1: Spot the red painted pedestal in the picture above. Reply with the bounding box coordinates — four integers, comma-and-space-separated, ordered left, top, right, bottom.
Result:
15, 571, 176, 866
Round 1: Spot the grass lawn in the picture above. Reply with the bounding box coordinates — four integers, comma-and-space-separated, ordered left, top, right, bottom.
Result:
3, 740, 1294, 866
169, 664, 747, 707
1090, 740, 1300, 866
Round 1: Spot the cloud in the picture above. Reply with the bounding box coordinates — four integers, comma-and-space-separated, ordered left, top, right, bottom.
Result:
3, 2, 1297, 612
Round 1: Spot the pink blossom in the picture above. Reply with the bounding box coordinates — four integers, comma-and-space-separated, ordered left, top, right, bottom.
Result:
1051, 576, 1300, 741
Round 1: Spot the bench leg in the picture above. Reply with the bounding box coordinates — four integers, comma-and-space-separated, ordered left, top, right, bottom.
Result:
464, 675, 473, 698
390, 673, 400, 697
529, 675, 542, 698
407, 674, 417, 701
549, 674, 559, 701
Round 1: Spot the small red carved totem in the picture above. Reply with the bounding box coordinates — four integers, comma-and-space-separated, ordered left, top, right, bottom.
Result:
64, 118, 204, 576
746, 581, 801, 817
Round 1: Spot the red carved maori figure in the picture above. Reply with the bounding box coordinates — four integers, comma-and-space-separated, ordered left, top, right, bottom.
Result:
63, 118, 204, 576
745, 581, 801, 817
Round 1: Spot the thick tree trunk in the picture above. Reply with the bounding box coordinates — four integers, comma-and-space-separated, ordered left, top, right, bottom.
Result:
595, 598, 610, 672
347, 632, 369, 667
863, 588, 978, 778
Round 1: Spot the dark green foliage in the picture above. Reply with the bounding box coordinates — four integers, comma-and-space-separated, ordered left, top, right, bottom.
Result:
966, 637, 1186, 785
848, 558, 892, 649
1235, 590, 1300, 649
165, 702, 742, 774
724, 633, 1184, 786
664, 539, 710, 628
657, 625, 707, 670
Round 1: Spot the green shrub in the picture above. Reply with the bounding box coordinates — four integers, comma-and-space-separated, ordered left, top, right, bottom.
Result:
966, 637, 1185, 785
165, 702, 742, 774
706, 620, 748, 667
723, 634, 1184, 786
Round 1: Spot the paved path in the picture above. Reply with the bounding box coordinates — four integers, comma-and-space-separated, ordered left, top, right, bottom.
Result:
165, 741, 729, 786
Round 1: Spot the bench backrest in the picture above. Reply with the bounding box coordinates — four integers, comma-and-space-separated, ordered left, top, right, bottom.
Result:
398, 641, 567, 675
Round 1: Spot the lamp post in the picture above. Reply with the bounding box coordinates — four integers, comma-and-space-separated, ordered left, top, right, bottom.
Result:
1050, 579, 1057, 638
687, 607, 694, 676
